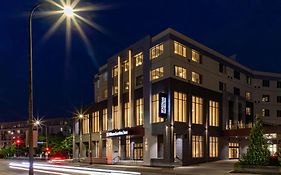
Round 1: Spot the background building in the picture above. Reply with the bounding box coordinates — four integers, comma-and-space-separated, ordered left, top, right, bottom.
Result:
73, 28, 281, 166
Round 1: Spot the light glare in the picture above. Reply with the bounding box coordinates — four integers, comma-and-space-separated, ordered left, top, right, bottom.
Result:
63, 6, 74, 17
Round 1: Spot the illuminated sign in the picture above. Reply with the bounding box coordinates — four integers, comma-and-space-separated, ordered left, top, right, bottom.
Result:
159, 92, 168, 118
106, 130, 128, 137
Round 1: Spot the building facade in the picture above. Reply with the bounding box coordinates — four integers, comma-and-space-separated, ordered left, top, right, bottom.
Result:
73, 28, 281, 166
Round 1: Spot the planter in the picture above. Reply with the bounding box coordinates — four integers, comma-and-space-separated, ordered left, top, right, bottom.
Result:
234, 164, 281, 174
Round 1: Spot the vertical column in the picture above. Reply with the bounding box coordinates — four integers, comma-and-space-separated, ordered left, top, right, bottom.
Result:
129, 50, 135, 127
117, 56, 122, 129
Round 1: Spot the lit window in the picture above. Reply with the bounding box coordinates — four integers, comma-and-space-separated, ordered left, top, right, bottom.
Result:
136, 98, 144, 126
102, 109, 107, 131
112, 66, 118, 77
124, 81, 129, 91
174, 41, 186, 57
192, 96, 203, 124
92, 111, 99, 132
245, 92, 251, 101
192, 135, 203, 158
192, 72, 201, 84
112, 106, 119, 129
262, 108, 270, 117
123, 60, 129, 72
82, 115, 89, 134
112, 85, 118, 95
152, 94, 164, 123
150, 43, 164, 59
264, 133, 277, 139
262, 95, 270, 102
135, 52, 143, 67
124, 103, 131, 128
209, 101, 219, 127
209, 137, 218, 158
174, 91, 187, 122
246, 107, 251, 116
174, 66, 186, 79
151, 67, 164, 80
192, 50, 201, 63
268, 144, 277, 155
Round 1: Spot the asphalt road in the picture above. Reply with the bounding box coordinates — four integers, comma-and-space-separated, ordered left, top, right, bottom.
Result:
0, 159, 257, 175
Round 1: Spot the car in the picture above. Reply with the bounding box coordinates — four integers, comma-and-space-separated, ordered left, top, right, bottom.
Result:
49, 153, 67, 164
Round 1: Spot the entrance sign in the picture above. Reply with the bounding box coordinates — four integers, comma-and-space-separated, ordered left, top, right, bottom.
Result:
159, 92, 168, 118
106, 130, 128, 137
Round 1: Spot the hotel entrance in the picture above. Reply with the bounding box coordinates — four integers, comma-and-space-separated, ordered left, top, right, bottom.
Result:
228, 143, 239, 159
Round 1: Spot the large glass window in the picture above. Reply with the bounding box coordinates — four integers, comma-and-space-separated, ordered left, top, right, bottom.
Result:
209, 137, 218, 158
124, 103, 131, 128
92, 111, 99, 132
209, 101, 219, 127
174, 41, 186, 57
152, 94, 164, 123
123, 60, 129, 72
192, 72, 201, 84
112, 106, 119, 129
174, 91, 187, 122
82, 116, 89, 134
192, 96, 203, 124
150, 43, 164, 59
102, 109, 107, 131
136, 98, 144, 126
151, 67, 164, 80
192, 50, 201, 63
175, 66, 186, 79
135, 52, 143, 67
192, 135, 203, 158
112, 66, 118, 77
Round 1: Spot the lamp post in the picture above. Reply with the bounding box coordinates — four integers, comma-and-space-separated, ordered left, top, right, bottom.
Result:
78, 114, 83, 162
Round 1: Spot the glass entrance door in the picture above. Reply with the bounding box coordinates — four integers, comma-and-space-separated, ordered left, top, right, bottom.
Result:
133, 143, 143, 160
228, 143, 239, 159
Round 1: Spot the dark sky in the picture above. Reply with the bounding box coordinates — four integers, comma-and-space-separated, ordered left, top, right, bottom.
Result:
1, 0, 281, 121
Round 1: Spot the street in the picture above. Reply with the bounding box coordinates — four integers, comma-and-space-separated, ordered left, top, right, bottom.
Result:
0, 159, 259, 175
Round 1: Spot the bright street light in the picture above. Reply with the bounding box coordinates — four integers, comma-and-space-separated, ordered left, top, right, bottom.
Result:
63, 6, 74, 17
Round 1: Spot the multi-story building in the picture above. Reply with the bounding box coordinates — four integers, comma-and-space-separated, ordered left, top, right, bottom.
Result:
73, 28, 281, 166
0, 117, 72, 148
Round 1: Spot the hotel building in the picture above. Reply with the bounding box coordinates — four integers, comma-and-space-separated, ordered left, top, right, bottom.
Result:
73, 28, 281, 166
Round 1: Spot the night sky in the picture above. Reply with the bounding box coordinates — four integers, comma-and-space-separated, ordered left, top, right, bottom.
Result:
1, 0, 281, 121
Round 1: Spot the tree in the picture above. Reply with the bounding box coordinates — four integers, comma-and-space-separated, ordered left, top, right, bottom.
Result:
240, 116, 270, 165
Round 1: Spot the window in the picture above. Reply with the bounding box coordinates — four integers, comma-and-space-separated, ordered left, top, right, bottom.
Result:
246, 107, 251, 116
124, 103, 131, 128
245, 92, 251, 101
93, 141, 100, 158
219, 82, 224, 91
234, 70, 240, 80
136, 98, 144, 126
150, 43, 164, 59
123, 60, 129, 72
112, 106, 119, 129
124, 81, 129, 91
209, 101, 219, 127
192, 96, 203, 124
135, 52, 143, 67
92, 111, 99, 132
263, 80, 270, 87
174, 66, 186, 79
277, 96, 281, 103
112, 66, 118, 77
277, 110, 281, 117
209, 137, 218, 158
151, 67, 164, 80
262, 95, 270, 102
191, 50, 201, 63
277, 81, 281, 88
192, 135, 203, 158
102, 109, 107, 131
246, 76, 251, 85
219, 63, 224, 73
152, 94, 164, 123
136, 75, 143, 86
192, 72, 201, 84
174, 91, 187, 122
233, 87, 240, 96
268, 144, 277, 155
112, 85, 118, 95
82, 116, 89, 134
174, 41, 186, 57
262, 109, 270, 117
